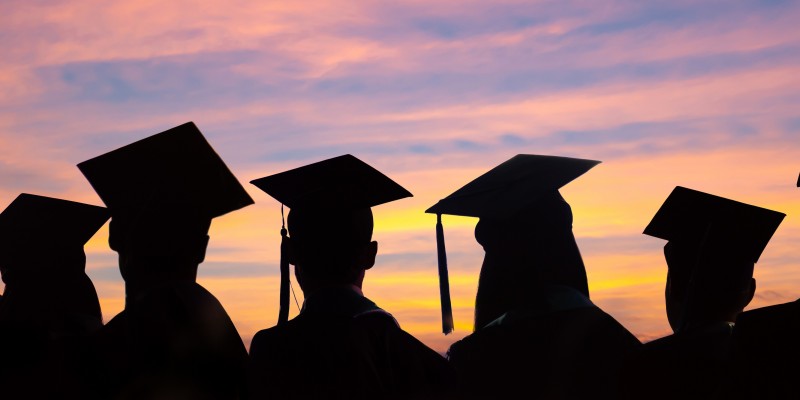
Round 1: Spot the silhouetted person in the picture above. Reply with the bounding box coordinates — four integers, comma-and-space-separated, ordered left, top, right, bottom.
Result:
0, 193, 109, 399
715, 175, 798, 399
618, 186, 785, 400
428, 154, 641, 400
247, 154, 456, 400
77, 122, 254, 400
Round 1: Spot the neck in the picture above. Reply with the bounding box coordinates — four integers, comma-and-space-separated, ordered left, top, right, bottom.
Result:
123, 261, 198, 308
303, 282, 362, 299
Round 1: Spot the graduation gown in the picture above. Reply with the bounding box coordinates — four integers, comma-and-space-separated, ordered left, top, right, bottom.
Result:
0, 275, 103, 400
90, 281, 248, 400
618, 321, 735, 400
0, 321, 51, 399
715, 299, 800, 399
446, 285, 641, 400
247, 286, 456, 400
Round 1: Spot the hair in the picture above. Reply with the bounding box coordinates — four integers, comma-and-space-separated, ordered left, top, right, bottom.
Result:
287, 207, 373, 285
472, 191, 589, 330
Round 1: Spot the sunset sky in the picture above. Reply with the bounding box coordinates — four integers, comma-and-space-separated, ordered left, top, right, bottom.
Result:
1, 0, 799, 355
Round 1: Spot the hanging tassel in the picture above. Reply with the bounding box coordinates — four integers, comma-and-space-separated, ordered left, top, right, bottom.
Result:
277, 205, 290, 325
436, 213, 454, 334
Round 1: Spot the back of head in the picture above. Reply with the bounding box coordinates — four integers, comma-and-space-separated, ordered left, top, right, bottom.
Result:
664, 227, 758, 331
645, 186, 785, 332
0, 193, 107, 332
0, 255, 102, 336
108, 200, 213, 300
0, 193, 109, 283
287, 206, 374, 286
475, 191, 587, 291
473, 191, 589, 329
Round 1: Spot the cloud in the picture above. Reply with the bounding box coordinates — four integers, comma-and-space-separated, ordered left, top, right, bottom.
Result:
2, 0, 800, 353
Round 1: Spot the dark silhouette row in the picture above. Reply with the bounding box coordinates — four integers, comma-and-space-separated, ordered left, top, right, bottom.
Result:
0, 121, 796, 399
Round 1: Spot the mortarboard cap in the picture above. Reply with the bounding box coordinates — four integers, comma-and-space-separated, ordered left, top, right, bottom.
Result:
77, 121, 254, 220
0, 193, 109, 267
426, 155, 600, 220
643, 186, 785, 264
425, 154, 601, 334
250, 154, 412, 325
251, 154, 412, 211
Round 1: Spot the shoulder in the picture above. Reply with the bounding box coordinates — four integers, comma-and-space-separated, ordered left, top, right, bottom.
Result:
352, 311, 449, 362
620, 334, 679, 379
445, 323, 511, 366
140, 282, 235, 323
249, 315, 320, 360
542, 305, 642, 347
637, 329, 721, 360
732, 299, 800, 356
583, 307, 642, 343
737, 299, 800, 328
104, 310, 128, 327
640, 333, 679, 352
96, 310, 128, 340
449, 306, 641, 359
353, 308, 400, 327
248, 327, 277, 360
134, 283, 245, 350
250, 324, 290, 349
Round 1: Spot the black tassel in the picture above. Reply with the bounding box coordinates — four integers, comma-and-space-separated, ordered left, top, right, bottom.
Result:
278, 206, 290, 325
278, 227, 290, 325
436, 214, 454, 334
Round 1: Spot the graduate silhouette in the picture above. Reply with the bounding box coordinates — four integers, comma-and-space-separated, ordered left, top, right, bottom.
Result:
78, 121, 253, 400
715, 174, 798, 399
430, 154, 641, 400
618, 186, 785, 400
247, 154, 456, 400
0, 193, 108, 399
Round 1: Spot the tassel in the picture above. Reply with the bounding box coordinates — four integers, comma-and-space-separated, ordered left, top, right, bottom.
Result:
277, 206, 290, 325
436, 213, 454, 334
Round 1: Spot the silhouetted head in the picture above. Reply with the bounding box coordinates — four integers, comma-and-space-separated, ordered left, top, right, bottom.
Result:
108, 201, 212, 297
644, 186, 785, 333
663, 234, 759, 332
250, 154, 412, 301
472, 191, 588, 329
0, 193, 109, 284
0, 270, 103, 337
286, 207, 377, 291
0, 194, 107, 333
0, 247, 100, 324
426, 154, 601, 332
77, 122, 254, 302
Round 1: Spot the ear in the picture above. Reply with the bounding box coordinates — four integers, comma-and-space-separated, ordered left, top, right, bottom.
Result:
358, 241, 378, 271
